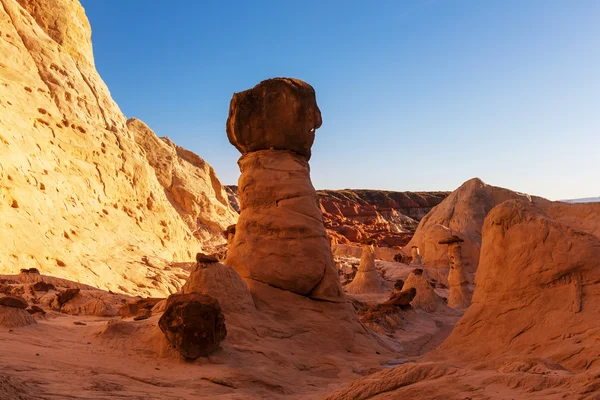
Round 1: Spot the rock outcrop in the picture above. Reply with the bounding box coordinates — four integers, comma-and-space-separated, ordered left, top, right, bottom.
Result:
224, 78, 344, 302
404, 178, 534, 272
344, 243, 385, 294
128, 118, 238, 249
435, 200, 600, 369
181, 257, 255, 314
159, 293, 227, 359
403, 269, 444, 313
0, 0, 234, 296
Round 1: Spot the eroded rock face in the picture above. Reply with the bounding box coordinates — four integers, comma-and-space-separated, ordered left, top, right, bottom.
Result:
225, 78, 344, 302
436, 200, 600, 370
0, 0, 234, 297
226, 78, 322, 159
159, 293, 227, 359
404, 178, 534, 272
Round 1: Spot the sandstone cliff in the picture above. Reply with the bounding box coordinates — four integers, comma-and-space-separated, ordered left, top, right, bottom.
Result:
226, 186, 449, 246
0, 0, 235, 297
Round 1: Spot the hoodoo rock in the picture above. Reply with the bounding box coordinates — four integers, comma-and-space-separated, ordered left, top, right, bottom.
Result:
158, 293, 227, 359
345, 240, 385, 294
439, 236, 471, 308
403, 269, 444, 313
225, 78, 344, 302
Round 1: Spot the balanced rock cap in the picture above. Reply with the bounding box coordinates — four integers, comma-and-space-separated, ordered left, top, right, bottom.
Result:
438, 235, 465, 245
226, 78, 322, 159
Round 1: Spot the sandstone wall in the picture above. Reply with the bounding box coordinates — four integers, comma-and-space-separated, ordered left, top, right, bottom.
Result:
0, 0, 234, 296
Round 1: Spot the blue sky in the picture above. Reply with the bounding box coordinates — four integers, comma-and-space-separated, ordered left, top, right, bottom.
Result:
81, 1, 599, 200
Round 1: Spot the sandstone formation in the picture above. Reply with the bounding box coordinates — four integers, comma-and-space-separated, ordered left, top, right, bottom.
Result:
0, 0, 234, 297
159, 293, 227, 359
319, 189, 449, 246
227, 185, 450, 246
181, 258, 255, 314
439, 236, 471, 308
435, 200, 600, 368
0, 305, 36, 328
224, 78, 344, 302
404, 178, 534, 272
403, 269, 444, 313
344, 242, 385, 294
128, 118, 238, 248
409, 246, 423, 266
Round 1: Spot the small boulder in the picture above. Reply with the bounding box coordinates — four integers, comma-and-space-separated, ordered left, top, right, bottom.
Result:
394, 279, 404, 291
27, 305, 45, 315
20, 268, 40, 274
158, 293, 227, 359
0, 295, 28, 309
195, 253, 219, 264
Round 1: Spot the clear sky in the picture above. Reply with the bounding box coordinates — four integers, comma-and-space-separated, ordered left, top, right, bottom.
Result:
81, 0, 599, 200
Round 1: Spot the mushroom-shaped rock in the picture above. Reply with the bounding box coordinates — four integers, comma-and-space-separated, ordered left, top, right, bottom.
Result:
439, 236, 472, 309
182, 262, 255, 314
226, 78, 322, 159
159, 293, 227, 359
345, 244, 385, 294
225, 78, 344, 302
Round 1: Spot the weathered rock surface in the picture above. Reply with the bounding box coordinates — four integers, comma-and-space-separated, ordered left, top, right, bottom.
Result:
181, 261, 255, 314
0, 305, 36, 327
403, 269, 445, 313
344, 244, 385, 294
158, 293, 227, 359
404, 178, 535, 272
0, 295, 28, 309
128, 118, 237, 248
434, 200, 600, 369
226, 78, 322, 159
0, 0, 233, 297
225, 79, 343, 302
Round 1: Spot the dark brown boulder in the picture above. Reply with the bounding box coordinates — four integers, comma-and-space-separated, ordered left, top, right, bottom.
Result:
158, 293, 227, 359
394, 279, 404, 291
0, 295, 28, 309
27, 305, 45, 315
226, 78, 322, 159
56, 288, 80, 306
20, 268, 40, 274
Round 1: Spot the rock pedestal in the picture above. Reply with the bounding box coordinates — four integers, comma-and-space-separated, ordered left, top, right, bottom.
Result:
345, 244, 384, 294
224, 78, 343, 302
439, 236, 472, 309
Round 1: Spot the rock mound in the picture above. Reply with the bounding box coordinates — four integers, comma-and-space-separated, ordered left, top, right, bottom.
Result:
345, 244, 385, 294
435, 200, 600, 370
405, 178, 534, 272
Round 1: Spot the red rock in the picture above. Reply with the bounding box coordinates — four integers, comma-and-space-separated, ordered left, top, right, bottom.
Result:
0, 296, 28, 309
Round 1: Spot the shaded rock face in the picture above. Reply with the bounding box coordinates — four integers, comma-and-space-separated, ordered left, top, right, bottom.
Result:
226, 78, 322, 160
0, 0, 235, 297
159, 293, 227, 359
436, 200, 600, 370
225, 79, 344, 302
0, 295, 28, 309
0, 305, 36, 328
